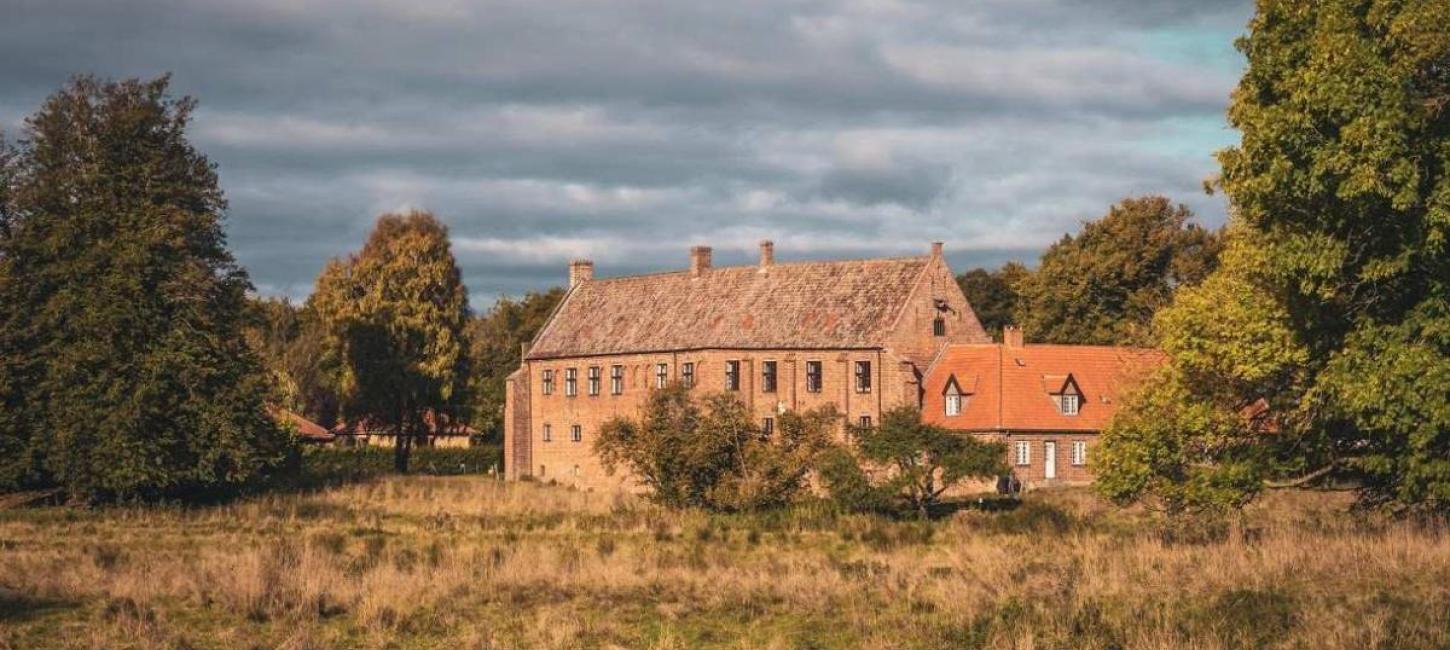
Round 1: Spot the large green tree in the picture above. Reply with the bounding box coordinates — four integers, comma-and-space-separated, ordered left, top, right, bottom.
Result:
1015, 195, 1221, 346
1098, 0, 1450, 514
0, 76, 290, 500
310, 210, 470, 473
840, 407, 1007, 518
465, 288, 564, 438
955, 262, 1029, 340
245, 297, 339, 427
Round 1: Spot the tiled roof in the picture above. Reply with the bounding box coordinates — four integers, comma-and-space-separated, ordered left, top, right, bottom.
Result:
526, 256, 933, 359
274, 408, 334, 442
924, 343, 1166, 432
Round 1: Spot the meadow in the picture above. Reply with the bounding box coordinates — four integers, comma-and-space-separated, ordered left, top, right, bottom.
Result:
0, 476, 1446, 649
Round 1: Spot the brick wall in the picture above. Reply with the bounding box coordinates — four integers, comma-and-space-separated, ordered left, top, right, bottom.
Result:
993, 433, 1098, 487
886, 255, 990, 364
516, 348, 920, 491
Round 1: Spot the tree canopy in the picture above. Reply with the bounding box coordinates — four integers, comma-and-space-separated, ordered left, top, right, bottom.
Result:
465, 289, 564, 438
1097, 0, 1450, 514
1014, 195, 1221, 346
955, 262, 1029, 340
310, 210, 471, 473
833, 407, 1007, 518
0, 76, 290, 500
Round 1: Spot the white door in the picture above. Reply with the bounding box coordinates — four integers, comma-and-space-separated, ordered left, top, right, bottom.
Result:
1043, 441, 1057, 480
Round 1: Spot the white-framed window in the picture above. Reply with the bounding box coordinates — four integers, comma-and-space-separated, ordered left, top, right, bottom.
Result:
570, 424, 582, 443
587, 366, 601, 396
725, 360, 741, 391
1059, 393, 1080, 416
541, 369, 554, 395
542, 424, 552, 442
682, 362, 695, 387
610, 365, 624, 395
1071, 440, 1087, 466
945, 393, 962, 416
761, 361, 777, 393
1014, 441, 1031, 466
805, 361, 822, 393
854, 361, 871, 393
858, 415, 872, 428
564, 368, 577, 396
655, 363, 669, 389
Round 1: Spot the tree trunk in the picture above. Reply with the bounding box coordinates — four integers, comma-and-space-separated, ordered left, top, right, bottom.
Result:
393, 397, 410, 474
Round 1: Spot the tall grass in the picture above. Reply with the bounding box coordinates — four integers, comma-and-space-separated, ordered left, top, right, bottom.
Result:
0, 478, 1445, 649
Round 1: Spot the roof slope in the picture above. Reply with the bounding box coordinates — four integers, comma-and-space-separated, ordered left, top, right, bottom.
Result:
526, 256, 931, 359
924, 344, 1166, 432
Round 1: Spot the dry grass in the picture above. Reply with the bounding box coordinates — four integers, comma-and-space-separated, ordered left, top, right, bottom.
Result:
0, 477, 1446, 649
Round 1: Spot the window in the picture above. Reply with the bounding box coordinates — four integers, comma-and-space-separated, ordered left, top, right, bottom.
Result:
542, 424, 552, 442
806, 361, 822, 393
1059, 393, 1080, 416
854, 361, 871, 393
945, 393, 962, 416
655, 363, 669, 389
859, 415, 872, 428
610, 365, 624, 395
933, 317, 946, 336
564, 368, 578, 396
539, 465, 546, 477
587, 366, 601, 396
1071, 441, 1087, 466
682, 362, 695, 388
1015, 441, 1031, 466
760, 361, 777, 393
725, 360, 741, 391
542, 369, 554, 395
571, 424, 582, 443
762, 417, 774, 434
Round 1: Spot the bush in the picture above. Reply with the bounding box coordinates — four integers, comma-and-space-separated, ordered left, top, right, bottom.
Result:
290, 445, 501, 486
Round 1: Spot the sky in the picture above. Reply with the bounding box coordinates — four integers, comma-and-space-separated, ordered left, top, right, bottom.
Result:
0, 0, 1253, 308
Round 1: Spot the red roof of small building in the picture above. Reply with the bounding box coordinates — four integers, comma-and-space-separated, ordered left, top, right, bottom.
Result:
274, 408, 335, 442
923, 343, 1166, 433
333, 411, 478, 437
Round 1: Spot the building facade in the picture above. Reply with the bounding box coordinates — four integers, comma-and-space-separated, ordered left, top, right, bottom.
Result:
503, 241, 990, 490
921, 327, 1165, 488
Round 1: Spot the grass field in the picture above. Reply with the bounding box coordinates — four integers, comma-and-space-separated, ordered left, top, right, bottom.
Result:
1, 476, 1447, 649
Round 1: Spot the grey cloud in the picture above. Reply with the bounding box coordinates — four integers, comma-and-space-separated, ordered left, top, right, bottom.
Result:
1, 0, 1251, 303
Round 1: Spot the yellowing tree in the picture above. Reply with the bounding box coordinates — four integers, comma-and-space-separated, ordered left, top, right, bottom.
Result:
310, 211, 470, 473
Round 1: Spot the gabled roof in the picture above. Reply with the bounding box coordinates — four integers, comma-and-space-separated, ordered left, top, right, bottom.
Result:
273, 408, 334, 442
924, 344, 1166, 432
525, 256, 934, 359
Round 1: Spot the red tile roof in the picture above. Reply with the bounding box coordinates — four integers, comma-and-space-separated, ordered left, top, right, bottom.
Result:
274, 408, 335, 442
525, 256, 934, 359
923, 343, 1166, 432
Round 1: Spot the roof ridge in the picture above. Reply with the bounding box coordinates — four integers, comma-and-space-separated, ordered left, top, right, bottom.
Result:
580, 254, 931, 285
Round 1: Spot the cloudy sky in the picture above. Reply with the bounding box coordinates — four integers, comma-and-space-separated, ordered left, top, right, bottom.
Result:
1, 0, 1251, 307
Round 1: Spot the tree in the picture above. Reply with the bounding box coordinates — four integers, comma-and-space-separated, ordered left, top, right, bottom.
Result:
245, 297, 339, 427
0, 76, 290, 500
844, 406, 1007, 518
1098, 0, 1450, 514
465, 289, 564, 438
955, 262, 1029, 339
310, 210, 470, 473
594, 384, 836, 510
1015, 196, 1221, 346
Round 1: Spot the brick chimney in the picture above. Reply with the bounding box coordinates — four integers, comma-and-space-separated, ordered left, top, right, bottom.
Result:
1003, 324, 1024, 347
930, 241, 944, 258
690, 245, 712, 277
568, 259, 594, 288
758, 240, 774, 270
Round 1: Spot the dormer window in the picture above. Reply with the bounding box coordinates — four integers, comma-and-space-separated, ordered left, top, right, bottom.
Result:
942, 374, 969, 416
1047, 374, 1082, 416
1060, 393, 1080, 415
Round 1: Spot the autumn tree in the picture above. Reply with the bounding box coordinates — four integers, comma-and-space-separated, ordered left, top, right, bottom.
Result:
245, 297, 339, 427
310, 210, 470, 473
594, 384, 836, 510
833, 407, 1007, 518
1015, 196, 1221, 346
465, 288, 564, 438
0, 76, 290, 500
1097, 0, 1450, 514
956, 262, 1029, 339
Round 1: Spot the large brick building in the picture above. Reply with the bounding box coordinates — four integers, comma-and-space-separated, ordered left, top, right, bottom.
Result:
503, 241, 990, 489
920, 327, 1165, 487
